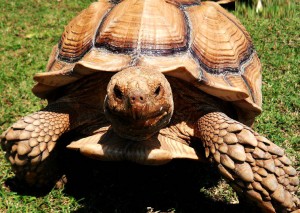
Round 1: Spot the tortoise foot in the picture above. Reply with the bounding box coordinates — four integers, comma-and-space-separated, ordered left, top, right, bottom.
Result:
1, 110, 69, 187
197, 112, 300, 212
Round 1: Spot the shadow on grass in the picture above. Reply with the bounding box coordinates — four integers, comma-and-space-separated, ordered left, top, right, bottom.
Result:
4, 132, 261, 213
61, 150, 259, 213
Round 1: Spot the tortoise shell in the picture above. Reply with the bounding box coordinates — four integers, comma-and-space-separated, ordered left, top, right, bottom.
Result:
33, 0, 262, 126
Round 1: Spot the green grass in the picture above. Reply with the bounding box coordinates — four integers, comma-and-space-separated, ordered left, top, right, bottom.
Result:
0, 0, 299, 212
234, 0, 300, 161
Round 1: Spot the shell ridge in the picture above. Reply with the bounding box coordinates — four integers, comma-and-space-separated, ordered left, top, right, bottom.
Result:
223, 74, 253, 102
154, 2, 189, 54
109, 0, 122, 4
182, 5, 203, 80
239, 50, 255, 75
129, 0, 146, 66
165, 0, 201, 7
96, 0, 189, 56
46, 45, 59, 72
94, 2, 121, 50
241, 74, 255, 103
92, 4, 116, 51
58, 1, 113, 63
214, 2, 253, 43
228, 29, 251, 65
95, 0, 140, 54
223, 74, 234, 87
134, 0, 147, 58
190, 44, 255, 75
187, 2, 256, 76
181, 6, 192, 54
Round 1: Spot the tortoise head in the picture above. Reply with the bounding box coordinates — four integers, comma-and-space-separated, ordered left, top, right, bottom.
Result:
104, 67, 174, 141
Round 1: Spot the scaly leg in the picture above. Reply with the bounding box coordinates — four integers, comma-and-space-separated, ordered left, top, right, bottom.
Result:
196, 112, 299, 212
1, 103, 72, 187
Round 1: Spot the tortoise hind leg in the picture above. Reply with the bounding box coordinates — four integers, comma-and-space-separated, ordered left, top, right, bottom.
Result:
196, 112, 299, 212
1, 105, 70, 187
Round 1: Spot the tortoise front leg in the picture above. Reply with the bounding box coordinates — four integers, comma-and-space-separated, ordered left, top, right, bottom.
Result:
1, 103, 72, 187
196, 112, 299, 212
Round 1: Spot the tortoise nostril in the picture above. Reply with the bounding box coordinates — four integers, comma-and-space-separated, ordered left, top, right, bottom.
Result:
129, 93, 146, 104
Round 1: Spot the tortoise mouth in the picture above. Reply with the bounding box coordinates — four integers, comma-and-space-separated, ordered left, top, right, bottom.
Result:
105, 101, 169, 123
67, 128, 200, 165
104, 101, 173, 141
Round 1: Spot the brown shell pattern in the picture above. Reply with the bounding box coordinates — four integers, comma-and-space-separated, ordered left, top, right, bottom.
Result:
34, 0, 262, 122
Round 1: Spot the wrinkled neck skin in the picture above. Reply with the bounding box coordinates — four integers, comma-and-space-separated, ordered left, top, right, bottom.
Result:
160, 77, 236, 145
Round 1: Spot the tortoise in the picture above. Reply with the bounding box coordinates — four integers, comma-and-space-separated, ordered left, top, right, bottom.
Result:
1, 0, 299, 212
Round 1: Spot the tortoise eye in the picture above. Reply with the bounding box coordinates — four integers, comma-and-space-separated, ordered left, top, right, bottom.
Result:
114, 85, 123, 100
154, 85, 161, 96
